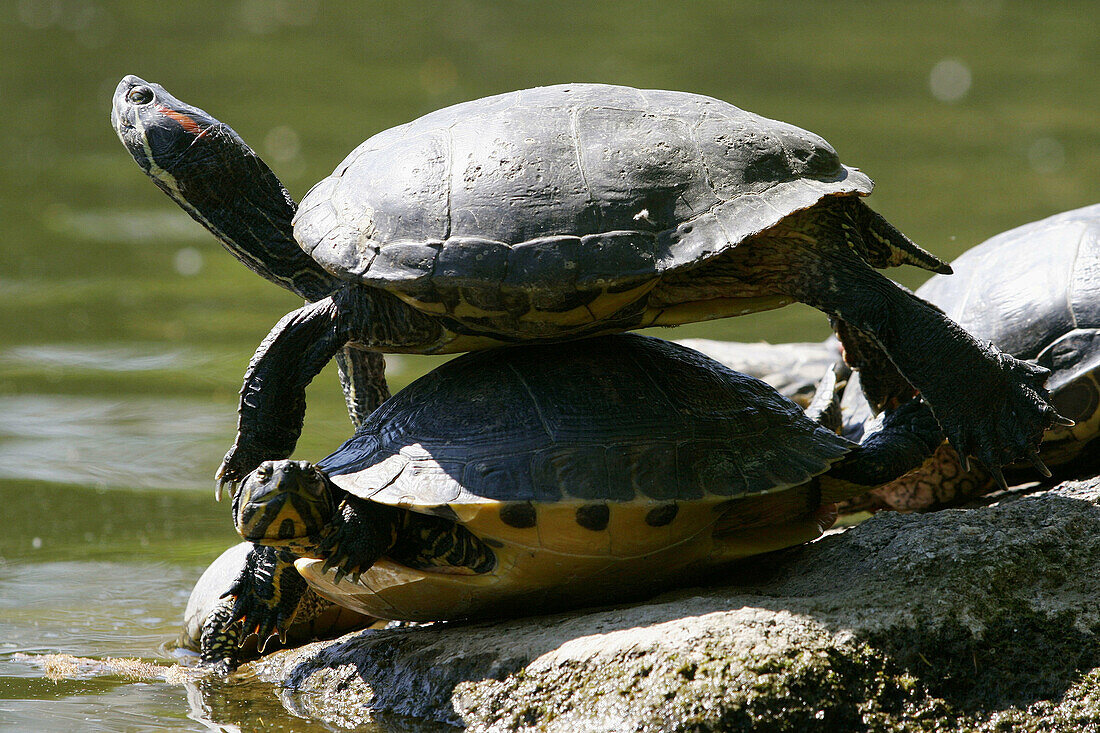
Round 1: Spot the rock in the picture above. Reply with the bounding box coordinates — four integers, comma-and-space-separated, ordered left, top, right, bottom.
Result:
244, 476, 1100, 732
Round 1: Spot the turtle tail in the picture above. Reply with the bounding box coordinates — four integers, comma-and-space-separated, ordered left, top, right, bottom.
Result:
846, 198, 952, 275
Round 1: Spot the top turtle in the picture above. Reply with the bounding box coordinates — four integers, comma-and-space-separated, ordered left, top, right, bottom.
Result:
111, 78, 1064, 487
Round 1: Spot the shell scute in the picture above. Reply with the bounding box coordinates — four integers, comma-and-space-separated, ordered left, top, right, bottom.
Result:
503, 236, 583, 311
575, 231, 658, 288
462, 457, 539, 503
435, 237, 510, 288
605, 443, 681, 501
364, 241, 441, 285
530, 446, 621, 502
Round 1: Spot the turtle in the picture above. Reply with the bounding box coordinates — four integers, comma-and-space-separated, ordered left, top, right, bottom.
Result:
110, 76, 1063, 491
177, 542, 377, 665
690, 203, 1100, 511
201, 333, 943, 671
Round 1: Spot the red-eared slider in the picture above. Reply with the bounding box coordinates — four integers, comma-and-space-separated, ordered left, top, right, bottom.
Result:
177, 542, 376, 664
111, 77, 1062, 490
205, 334, 942, 671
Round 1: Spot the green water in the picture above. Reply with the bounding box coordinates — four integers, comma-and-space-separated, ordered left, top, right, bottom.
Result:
1, 1, 1096, 730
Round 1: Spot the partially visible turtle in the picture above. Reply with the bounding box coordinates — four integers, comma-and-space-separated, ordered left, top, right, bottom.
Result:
692, 203, 1100, 511
677, 338, 839, 407
203, 334, 942, 671
177, 542, 376, 665
111, 77, 1061, 492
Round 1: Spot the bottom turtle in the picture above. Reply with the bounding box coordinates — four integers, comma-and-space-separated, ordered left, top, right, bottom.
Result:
209, 333, 941, 671
177, 542, 378, 665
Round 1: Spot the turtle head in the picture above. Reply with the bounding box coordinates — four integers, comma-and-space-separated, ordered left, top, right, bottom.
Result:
112, 75, 239, 185
233, 460, 337, 550
111, 76, 336, 299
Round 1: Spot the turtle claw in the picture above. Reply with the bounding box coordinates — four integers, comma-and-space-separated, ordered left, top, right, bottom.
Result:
934, 349, 1056, 476
989, 465, 1009, 493
1052, 414, 1076, 427
1028, 453, 1053, 478
216, 444, 267, 495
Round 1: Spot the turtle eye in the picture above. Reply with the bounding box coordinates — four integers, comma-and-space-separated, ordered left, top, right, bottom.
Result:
255, 463, 273, 481
304, 471, 327, 497
127, 86, 154, 105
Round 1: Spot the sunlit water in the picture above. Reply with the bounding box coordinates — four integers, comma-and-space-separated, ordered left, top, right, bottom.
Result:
2, 1, 1096, 730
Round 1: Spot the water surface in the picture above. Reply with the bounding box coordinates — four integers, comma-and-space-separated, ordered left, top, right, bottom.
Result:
2, 2, 1096, 730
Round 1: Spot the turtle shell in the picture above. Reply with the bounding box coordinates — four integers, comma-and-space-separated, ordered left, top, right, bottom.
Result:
916, 203, 1100, 451
294, 84, 871, 324
316, 333, 852, 556
308, 333, 853, 620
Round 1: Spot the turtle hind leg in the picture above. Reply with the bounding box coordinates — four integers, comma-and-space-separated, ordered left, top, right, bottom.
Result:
855, 442, 996, 513
743, 218, 1061, 474
335, 347, 390, 428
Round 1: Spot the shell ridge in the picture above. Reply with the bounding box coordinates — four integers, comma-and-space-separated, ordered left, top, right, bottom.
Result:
568, 106, 599, 231
444, 123, 455, 241
504, 361, 555, 443
687, 106, 721, 201
1066, 223, 1087, 330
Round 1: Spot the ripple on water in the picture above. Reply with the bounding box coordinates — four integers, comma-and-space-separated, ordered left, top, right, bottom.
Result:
0, 395, 227, 490
1, 343, 212, 372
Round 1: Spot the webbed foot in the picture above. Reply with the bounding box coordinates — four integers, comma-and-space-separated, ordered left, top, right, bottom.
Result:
223, 545, 307, 659
317, 498, 394, 584
928, 348, 1069, 475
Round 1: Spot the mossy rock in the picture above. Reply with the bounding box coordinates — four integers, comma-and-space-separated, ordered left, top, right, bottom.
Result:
243, 476, 1100, 732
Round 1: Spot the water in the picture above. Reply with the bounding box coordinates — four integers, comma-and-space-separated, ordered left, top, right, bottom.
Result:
2, 1, 1097, 730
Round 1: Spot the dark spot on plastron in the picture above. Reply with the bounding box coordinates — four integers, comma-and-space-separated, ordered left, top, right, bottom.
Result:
645, 503, 679, 527
483, 537, 505, 548
499, 502, 537, 529
278, 518, 298, 539
575, 504, 610, 531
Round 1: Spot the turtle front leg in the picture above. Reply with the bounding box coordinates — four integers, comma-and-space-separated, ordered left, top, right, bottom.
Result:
202, 544, 306, 673
217, 295, 349, 488
316, 497, 401, 584
218, 287, 441, 489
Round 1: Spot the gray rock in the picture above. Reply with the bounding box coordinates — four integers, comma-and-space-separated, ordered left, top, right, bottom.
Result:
246, 476, 1100, 732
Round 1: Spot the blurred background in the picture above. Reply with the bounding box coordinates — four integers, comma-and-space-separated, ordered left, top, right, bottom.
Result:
1, 1, 1096, 729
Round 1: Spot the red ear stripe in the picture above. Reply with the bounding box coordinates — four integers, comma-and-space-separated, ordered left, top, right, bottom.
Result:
158, 105, 204, 135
